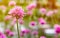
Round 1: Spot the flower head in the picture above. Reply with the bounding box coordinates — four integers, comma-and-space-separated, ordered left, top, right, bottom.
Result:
39, 8, 47, 14
8, 6, 24, 19
8, 1, 16, 6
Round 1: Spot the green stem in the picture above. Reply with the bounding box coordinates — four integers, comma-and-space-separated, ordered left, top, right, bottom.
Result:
16, 19, 20, 38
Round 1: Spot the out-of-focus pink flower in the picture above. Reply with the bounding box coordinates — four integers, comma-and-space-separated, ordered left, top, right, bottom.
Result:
0, 32, 6, 38
54, 24, 60, 34
8, 1, 16, 6
29, 21, 36, 26
39, 8, 47, 14
0, 5, 6, 10
10, 18, 16, 26
27, 11, 33, 16
38, 18, 46, 25
32, 31, 38, 35
27, 3, 36, 10
8, 6, 24, 19
5, 29, 11, 34
5, 16, 12, 21
19, 19, 24, 25
20, 33, 24, 37
46, 10, 54, 16
40, 36, 46, 38
53, 9, 58, 14
9, 32, 14, 37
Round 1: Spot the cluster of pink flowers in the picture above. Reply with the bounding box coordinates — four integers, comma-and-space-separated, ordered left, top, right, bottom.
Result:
8, 6, 24, 19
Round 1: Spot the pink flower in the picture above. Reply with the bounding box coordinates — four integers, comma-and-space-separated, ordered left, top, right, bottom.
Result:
5, 29, 11, 34
4, 15, 12, 21
40, 36, 46, 38
53, 9, 58, 13
38, 18, 46, 25
10, 18, 16, 26
9, 32, 14, 37
32, 31, 38, 35
29, 21, 36, 26
27, 3, 36, 10
54, 24, 60, 34
0, 32, 6, 38
8, 6, 24, 19
0, 5, 6, 10
19, 19, 24, 25
8, 1, 16, 6
46, 10, 54, 16
27, 11, 33, 16
39, 8, 47, 14
20, 33, 24, 37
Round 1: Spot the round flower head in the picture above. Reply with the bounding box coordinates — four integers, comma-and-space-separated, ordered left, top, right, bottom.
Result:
9, 32, 14, 37
39, 8, 47, 14
54, 24, 60, 34
38, 18, 46, 25
27, 3, 36, 10
8, 6, 24, 19
46, 10, 54, 16
29, 21, 36, 26
32, 31, 38, 35
8, 1, 16, 6
5, 29, 11, 34
40, 36, 46, 38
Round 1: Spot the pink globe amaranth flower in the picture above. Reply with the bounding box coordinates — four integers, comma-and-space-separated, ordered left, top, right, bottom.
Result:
39, 8, 47, 14
46, 10, 54, 16
32, 31, 38, 35
18, 19, 24, 25
27, 11, 33, 16
40, 36, 46, 38
8, 1, 16, 6
4, 16, 12, 21
38, 18, 46, 25
9, 32, 14, 37
29, 21, 36, 26
27, 3, 36, 11
54, 24, 60, 34
8, 6, 24, 19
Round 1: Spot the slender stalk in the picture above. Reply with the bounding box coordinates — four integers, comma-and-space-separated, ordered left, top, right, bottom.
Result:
16, 19, 20, 38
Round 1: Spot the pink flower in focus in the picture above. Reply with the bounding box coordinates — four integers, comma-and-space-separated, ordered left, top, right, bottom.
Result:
40, 36, 46, 38
27, 3, 36, 10
8, 6, 24, 19
46, 10, 54, 16
38, 18, 46, 25
29, 21, 36, 26
8, 1, 16, 6
40, 8, 47, 14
